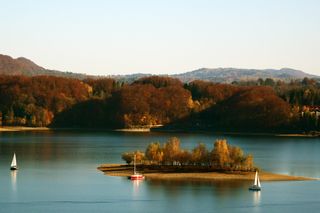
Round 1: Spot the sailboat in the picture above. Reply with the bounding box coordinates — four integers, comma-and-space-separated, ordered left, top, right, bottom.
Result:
130, 155, 144, 180
10, 153, 18, 170
249, 171, 261, 191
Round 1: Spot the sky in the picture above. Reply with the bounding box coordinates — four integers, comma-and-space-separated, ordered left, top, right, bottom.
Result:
0, 0, 319, 75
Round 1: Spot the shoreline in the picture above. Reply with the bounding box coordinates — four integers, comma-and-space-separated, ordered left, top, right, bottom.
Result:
114, 128, 150, 132
0, 126, 318, 137
98, 164, 316, 181
150, 128, 320, 137
0, 126, 50, 132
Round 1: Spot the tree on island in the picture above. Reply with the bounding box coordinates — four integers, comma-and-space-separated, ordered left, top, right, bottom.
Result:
121, 137, 255, 172
191, 143, 209, 166
145, 142, 163, 164
121, 151, 144, 165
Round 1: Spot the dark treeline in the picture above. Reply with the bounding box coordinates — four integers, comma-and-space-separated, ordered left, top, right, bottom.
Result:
0, 75, 320, 133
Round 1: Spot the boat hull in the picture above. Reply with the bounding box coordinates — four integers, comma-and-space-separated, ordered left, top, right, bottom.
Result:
249, 185, 261, 191
10, 166, 18, 171
130, 174, 145, 180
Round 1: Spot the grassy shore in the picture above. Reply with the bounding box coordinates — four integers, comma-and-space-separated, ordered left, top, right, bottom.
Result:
98, 164, 316, 181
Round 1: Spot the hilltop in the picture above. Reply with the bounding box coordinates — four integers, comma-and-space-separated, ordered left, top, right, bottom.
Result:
173, 67, 317, 83
0, 54, 89, 79
0, 54, 317, 82
109, 68, 318, 83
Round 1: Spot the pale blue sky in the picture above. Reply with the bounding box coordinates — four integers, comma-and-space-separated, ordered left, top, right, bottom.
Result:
0, 0, 319, 75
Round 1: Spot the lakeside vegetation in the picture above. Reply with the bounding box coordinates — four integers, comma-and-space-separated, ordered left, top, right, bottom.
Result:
98, 164, 314, 181
1, 75, 320, 134
121, 137, 254, 172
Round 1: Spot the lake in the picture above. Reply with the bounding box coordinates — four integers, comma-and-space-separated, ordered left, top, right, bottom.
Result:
0, 131, 320, 213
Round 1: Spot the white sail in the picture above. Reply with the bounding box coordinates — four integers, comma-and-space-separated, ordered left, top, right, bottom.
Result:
257, 173, 261, 187
249, 170, 261, 191
254, 171, 258, 185
11, 153, 17, 167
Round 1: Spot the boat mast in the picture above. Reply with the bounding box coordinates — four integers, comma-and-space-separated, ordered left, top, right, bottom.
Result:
133, 155, 136, 175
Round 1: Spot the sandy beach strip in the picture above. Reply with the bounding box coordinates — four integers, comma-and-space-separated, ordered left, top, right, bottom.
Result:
98, 164, 316, 181
0, 126, 50, 132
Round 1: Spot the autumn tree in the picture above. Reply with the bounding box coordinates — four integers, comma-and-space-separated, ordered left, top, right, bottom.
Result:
0, 75, 92, 127
84, 78, 117, 98
199, 86, 292, 132
121, 150, 145, 165
134, 150, 145, 163
210, 139, 254, 171
178, 150, 192, 166
123, 137, 254, 171
162, 137, 182, 165
133, 76, 183, 88
242, 154, 254, 171
145, 142, 164, 164
211, 139, 231, 170
191, 143, 209, 166
122, 152, 134, 165
228, 145, 244, 170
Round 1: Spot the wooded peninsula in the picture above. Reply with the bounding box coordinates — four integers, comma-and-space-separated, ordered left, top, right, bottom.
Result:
0, 75, 320, 134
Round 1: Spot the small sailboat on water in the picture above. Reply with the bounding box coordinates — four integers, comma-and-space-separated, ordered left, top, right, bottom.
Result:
10, 153, 18, 170
249, 171, 261, 191
130, 155, 144, 180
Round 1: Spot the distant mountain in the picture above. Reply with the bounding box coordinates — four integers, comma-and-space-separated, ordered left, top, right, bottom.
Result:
173, 68, 318, 83
0, 54, 89, 79
109, 73, 152, 83
0, 54, 45, 75
0, 54, 317, 82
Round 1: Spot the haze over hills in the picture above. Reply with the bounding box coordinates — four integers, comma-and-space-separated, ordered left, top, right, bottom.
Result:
0, 54, 317, 82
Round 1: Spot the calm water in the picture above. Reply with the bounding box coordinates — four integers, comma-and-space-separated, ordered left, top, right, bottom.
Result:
0, 131, 320, 213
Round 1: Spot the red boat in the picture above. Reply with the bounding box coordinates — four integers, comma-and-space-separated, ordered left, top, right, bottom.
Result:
130, 173, 145, 180
130, 155, 145, 180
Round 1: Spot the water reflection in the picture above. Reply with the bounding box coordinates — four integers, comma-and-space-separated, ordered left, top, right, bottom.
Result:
146, 179, 250, 199
11, 170, 17, 192
132, 180, 143, 197
252, 191, 261, 206
2, 131, 320, 213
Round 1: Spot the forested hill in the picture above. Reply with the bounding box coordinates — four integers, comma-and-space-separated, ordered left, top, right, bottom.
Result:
173, 68, 317, 83
0, 54, 317, 83
1, 75, 320, 133
0, 54, 89, 79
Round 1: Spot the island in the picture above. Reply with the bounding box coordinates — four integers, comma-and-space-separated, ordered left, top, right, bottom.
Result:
98, 164, 314, 181
98, 137, 316, 181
